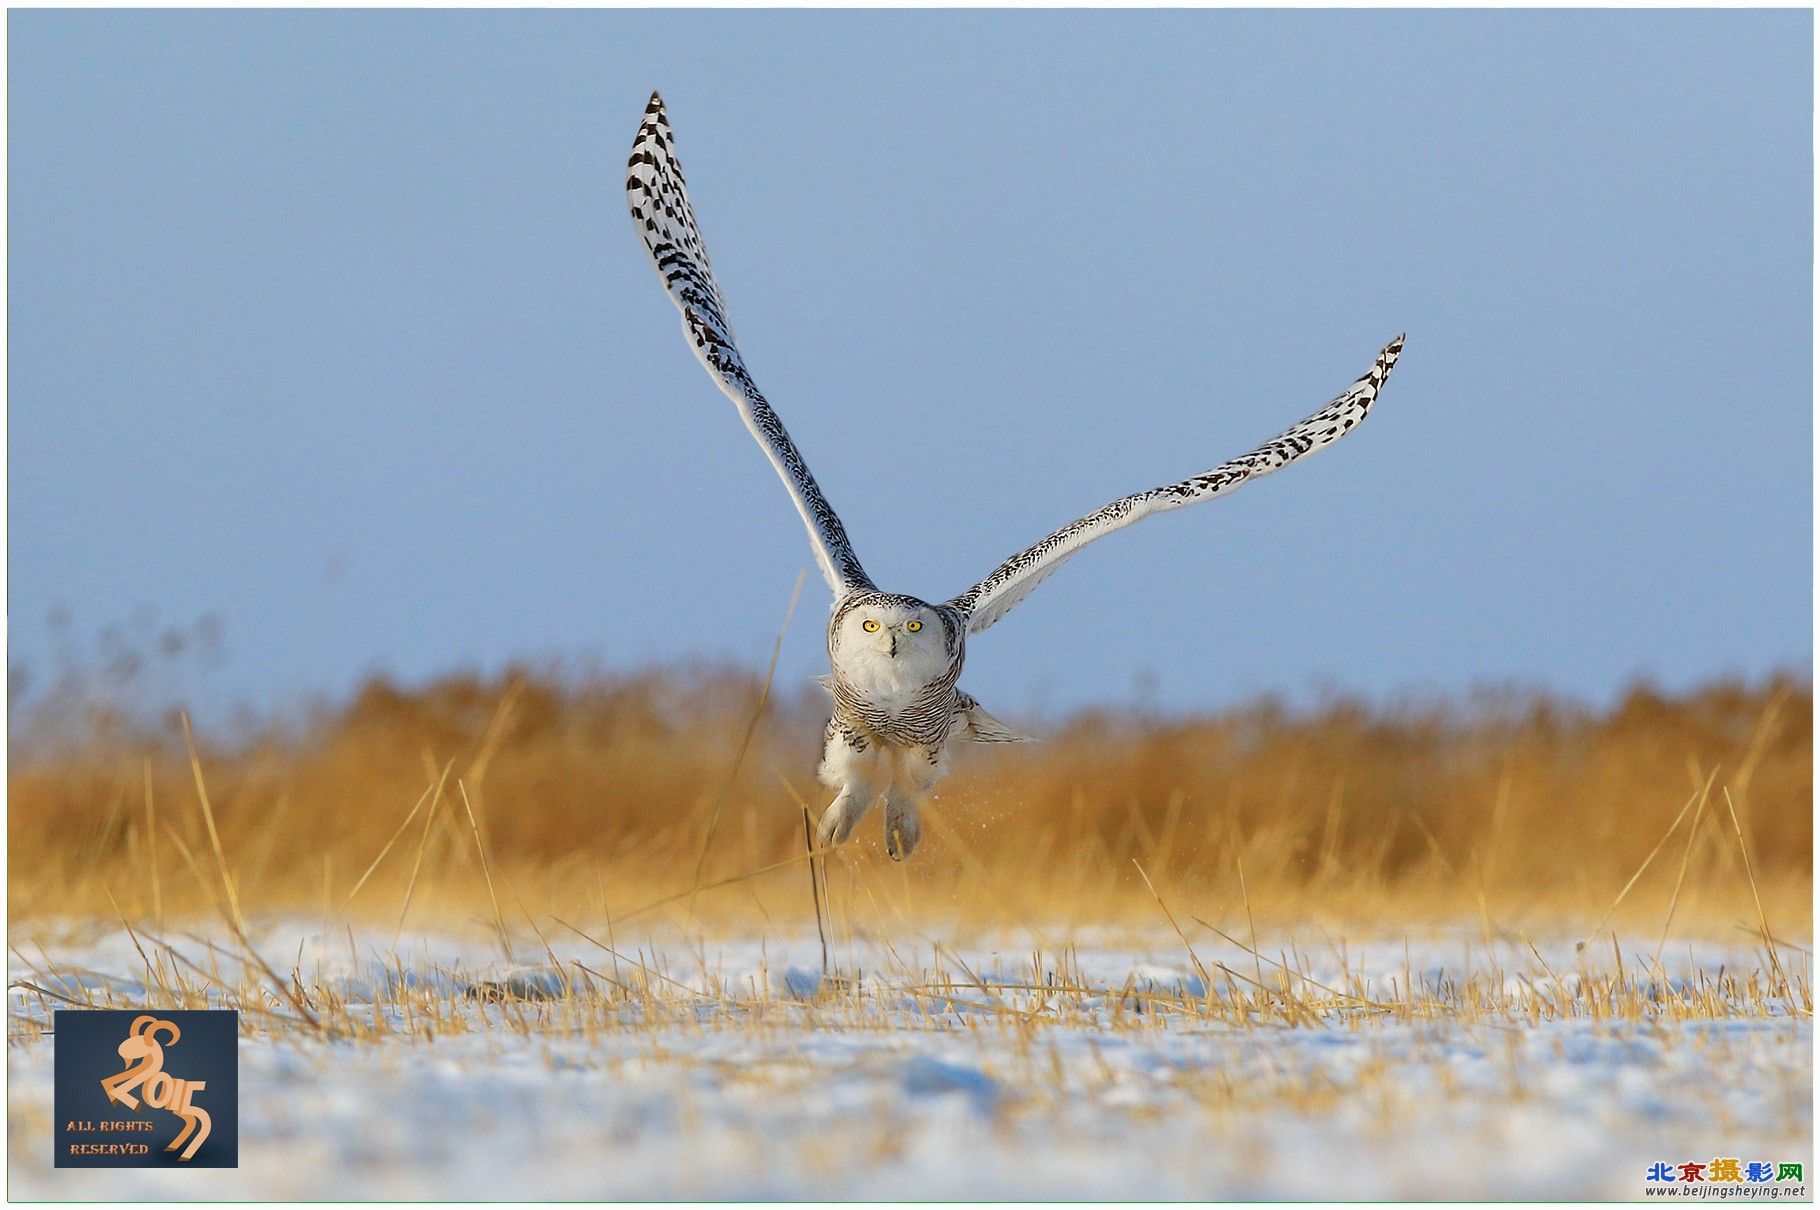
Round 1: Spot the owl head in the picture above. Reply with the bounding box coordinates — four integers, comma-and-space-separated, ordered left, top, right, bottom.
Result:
829, 593, 954, 682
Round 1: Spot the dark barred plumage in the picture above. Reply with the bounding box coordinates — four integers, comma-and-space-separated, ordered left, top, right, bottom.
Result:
944, 336, 1403, 633
627, 92, 874, 596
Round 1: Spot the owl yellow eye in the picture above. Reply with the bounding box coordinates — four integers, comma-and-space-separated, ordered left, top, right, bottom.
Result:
905, 620, 923, 632
862, 620, 880, 632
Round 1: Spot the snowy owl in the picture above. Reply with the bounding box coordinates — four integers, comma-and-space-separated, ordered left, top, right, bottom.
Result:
626, 92, 1402, 861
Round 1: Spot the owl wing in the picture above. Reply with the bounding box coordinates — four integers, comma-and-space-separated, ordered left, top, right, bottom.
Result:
627, 92, 874, 596
946, 337, 1403, 634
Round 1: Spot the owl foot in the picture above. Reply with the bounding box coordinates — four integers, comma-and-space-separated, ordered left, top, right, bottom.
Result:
817, 782, 876, 849
884, 799, 921, 861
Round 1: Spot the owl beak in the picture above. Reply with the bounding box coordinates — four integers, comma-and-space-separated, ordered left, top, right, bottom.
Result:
887, 634, 898, 658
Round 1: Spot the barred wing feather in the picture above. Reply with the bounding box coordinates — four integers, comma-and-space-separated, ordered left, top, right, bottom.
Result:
627, 91, 873, 595
946, 337, 1404, 633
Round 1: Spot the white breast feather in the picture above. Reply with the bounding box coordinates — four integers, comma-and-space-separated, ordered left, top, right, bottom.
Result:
832, 634, 953, 711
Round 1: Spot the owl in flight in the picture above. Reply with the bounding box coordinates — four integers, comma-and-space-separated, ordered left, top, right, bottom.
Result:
626, 92, 1402, 861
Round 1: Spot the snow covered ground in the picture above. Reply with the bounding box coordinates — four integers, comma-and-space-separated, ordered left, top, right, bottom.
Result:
9, 919, 1810, 1200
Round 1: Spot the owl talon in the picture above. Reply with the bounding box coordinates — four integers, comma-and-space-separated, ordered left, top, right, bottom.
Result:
817, 779, 876, 850
817, 808, 854, 849
884, 806, 921, 862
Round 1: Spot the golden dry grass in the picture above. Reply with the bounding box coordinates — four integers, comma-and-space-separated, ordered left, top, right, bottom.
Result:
12, 660, 1808, 1201
9, 665, 1809, 942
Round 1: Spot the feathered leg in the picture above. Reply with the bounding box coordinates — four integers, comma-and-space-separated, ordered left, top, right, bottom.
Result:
816, 723, 883, 848
881, 744, 947, 861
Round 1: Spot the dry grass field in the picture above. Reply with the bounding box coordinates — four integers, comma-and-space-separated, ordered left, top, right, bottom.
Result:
9, 665, 1810, 934
8, 667, 1811, 1198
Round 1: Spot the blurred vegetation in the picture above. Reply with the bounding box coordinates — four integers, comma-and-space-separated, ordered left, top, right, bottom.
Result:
9, 620, 1809, 933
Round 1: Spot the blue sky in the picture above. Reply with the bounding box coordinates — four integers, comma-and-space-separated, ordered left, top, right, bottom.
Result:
9, 9, 1812, 720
